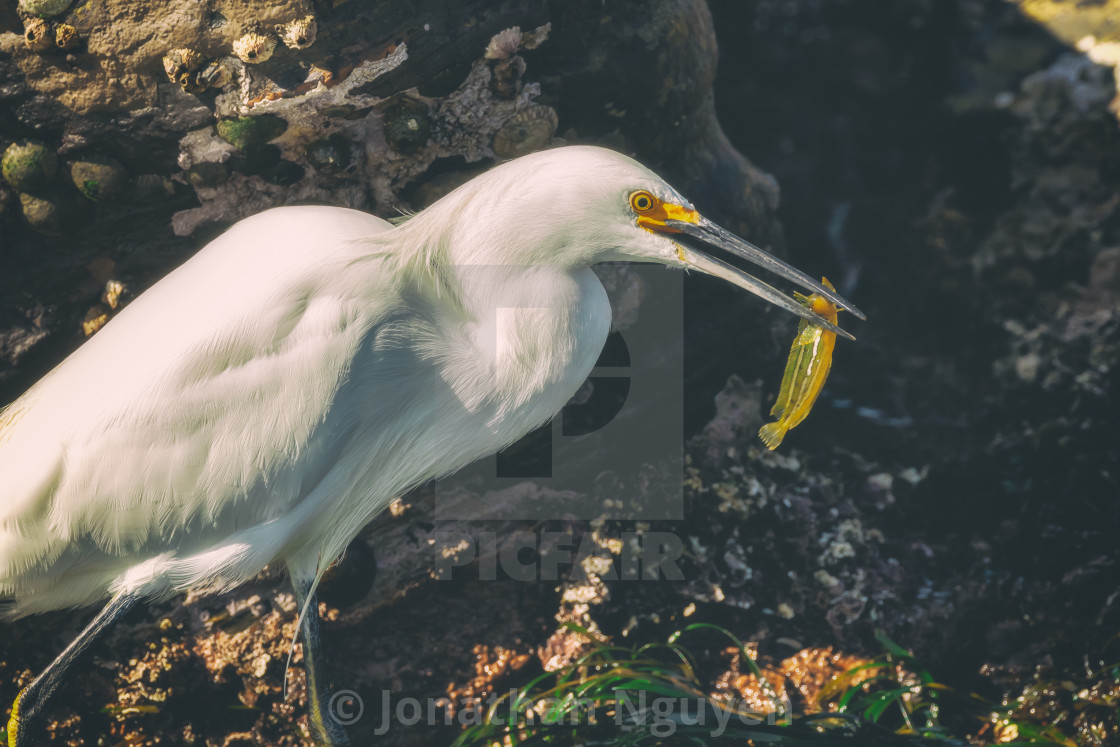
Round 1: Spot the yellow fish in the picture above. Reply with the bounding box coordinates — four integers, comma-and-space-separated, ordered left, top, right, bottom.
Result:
758, 277, 840, 450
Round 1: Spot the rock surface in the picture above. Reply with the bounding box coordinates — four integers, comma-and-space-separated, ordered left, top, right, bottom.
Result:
1, 0, 778, 396
2, 0, 1119, 746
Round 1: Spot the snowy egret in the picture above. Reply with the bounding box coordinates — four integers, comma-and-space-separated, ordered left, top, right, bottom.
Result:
1, 145, 862, 745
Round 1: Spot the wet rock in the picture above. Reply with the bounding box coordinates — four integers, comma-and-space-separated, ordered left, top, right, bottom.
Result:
1015, 0, 1120, 47
216, 115, 288, 150
186, 161, 230, 188
132, 174, 176, 203
228, 144, 280, 176
1089, 247, 1120, 291
317, 538, 377, 609
445, 644, 532, 710
1015, 352, 1041, 382
18, 0, 71, 18
381, 97, 430, 154
304, 134, 352, 174
264, 159, 304, 186
0, 3, 830, 744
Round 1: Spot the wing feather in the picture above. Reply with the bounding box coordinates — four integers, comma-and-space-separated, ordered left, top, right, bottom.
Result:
0, 207, 398, 602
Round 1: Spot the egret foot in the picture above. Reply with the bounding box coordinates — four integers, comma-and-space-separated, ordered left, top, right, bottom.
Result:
5, 590, 139, 747
4, 687, 27, 747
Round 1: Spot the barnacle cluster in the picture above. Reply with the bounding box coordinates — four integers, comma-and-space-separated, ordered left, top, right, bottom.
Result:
483, 24, 551, 98
159, 11, 317, 97
163, 48, 202, 85
483, 24, 551, 61
230, 13, 319, 63
3, 140, 63, 234
21, 16, 80, 53
152, 6, 322, 110
2, 140, 149, 233
162, 49, 230, 94
159, 17, 316, 99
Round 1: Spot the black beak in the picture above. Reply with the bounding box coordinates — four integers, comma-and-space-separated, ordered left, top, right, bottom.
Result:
667, 216, 864, 340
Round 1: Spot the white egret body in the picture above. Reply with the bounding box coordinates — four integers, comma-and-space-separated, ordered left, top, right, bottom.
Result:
0, 146, 860, 745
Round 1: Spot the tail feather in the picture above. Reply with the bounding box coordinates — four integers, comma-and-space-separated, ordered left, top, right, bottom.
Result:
758, 422, 787, 450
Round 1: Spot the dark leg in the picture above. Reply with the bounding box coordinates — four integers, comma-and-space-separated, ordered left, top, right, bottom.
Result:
5, 590, 139, 747
289, 571, 352, 746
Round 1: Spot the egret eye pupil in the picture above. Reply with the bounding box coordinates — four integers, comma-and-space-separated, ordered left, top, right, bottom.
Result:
632, 192, 654, 212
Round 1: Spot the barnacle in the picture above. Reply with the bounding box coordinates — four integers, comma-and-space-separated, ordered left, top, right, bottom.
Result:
484, 27, 522, 60
103, 279, 126, 310
491, 105, 558, 159
19, 192, 64, 235
70, 156, 129, 202
54, 23, 78, 50
192, 60, 231, 90
233, 31, 277, 64
277, 14, 316, 50
81, 280, 126, 336
22, 18, 53, 53
2, 140, 58, 192
82, 304, 110, 336
163, 48, 203, 84
484, 23, 551, 60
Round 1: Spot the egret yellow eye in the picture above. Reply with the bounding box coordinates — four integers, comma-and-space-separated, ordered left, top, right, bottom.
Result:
630, 191, 655, 212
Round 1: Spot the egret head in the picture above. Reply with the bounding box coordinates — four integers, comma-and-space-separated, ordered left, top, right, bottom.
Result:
407, 145, 863, 336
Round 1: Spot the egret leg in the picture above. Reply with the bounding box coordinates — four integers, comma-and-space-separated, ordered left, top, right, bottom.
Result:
289, 571, 351, 746
5, 590, 139, 747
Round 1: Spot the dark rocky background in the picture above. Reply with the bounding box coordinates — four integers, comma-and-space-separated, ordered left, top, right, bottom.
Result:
1, 0, 1118, 745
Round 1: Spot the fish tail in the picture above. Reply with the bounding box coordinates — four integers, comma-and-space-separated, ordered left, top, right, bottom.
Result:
758, 422, 787, 451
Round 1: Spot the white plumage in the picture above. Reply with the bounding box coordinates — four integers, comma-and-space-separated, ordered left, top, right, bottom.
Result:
0, 145, 860, 746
